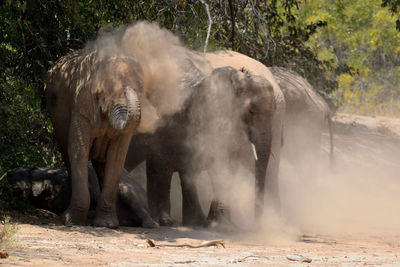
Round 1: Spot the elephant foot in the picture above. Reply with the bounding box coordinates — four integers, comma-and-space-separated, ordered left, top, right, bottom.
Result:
206, 200, 230, 227
142, 217, 159, 228
93, 210, 119, 229
182, 213, 208, 227
157, 212, 174, 226
62, 208, 87, 226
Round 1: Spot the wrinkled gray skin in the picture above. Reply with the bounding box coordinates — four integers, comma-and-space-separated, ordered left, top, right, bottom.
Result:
270, 67, 333, 166
45, 50, 143, 228
125, 65, 276, 226
3, 165, 158, 228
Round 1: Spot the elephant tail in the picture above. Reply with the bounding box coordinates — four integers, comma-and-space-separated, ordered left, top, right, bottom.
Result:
327, 112, 334, 170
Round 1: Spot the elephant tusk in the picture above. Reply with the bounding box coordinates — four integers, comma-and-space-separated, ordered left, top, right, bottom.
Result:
251, 143, 258, 161
270, 150, 275, 159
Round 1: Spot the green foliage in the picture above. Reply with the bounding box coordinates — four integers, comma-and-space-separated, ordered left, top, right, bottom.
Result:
0, 176, 34, 212
0, 73, 61, 173
382, 0, 400, 30
208, 1, 335, 98
299, 0, 400, 115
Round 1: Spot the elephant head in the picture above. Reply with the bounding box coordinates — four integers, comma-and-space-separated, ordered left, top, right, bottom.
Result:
76, 55, 143, 131
207, 66, 276, 162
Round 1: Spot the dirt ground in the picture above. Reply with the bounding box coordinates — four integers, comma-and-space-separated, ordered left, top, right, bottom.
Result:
2, 113, 400, 266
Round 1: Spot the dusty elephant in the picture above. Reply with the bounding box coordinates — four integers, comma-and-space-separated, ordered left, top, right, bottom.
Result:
45, 50, 143, 228
199, 51, 286, 218
2, 165, 158, 227
270, 67, 333, 166
147, 50, 285, 224
126, 50, 285, 226
125, 65, 276, 226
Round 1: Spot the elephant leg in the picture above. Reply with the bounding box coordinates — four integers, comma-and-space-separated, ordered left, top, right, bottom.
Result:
50, 111, 73, 206
264, 108, 283, 216
146, 156, 174, 226
93, 133, 133, 229
205, 170, 231, 225
87, 162, 101, 210
63, 112, 91, 226
118, 184, 159, 228
180, 171, 207, 226
49, 106, 72, 173
124, 138, 148, 172
207, 199, 230, 224
91, 160, 106, 189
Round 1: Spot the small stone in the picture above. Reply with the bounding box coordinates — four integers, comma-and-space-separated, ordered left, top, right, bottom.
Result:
0, 250, 9, 259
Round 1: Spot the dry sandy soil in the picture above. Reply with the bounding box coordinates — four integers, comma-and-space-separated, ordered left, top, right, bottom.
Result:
2, 113, 400, 266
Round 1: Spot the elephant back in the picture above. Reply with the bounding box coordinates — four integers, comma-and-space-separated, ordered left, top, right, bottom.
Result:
270, 67, 330, 118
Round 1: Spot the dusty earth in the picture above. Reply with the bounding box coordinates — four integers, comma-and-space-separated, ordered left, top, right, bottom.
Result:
2, 113, 400, 266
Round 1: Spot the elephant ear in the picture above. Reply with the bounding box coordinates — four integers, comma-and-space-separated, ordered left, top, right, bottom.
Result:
76, 85, 102, 129
209, 67, 238, 89
212, 67, 248, 97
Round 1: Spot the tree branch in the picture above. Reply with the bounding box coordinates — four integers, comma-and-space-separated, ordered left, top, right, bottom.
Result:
199, 0, 212, 52
228, 0, 236, 50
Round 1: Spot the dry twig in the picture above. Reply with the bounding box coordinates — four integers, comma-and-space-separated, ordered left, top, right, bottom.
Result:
146, 238, 225, 248
231, 255, 270, 263
286, 254, 312, 263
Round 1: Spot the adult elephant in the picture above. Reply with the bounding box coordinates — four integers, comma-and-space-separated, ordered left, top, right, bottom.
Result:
45, 50, 143, 228
125, 58, 280, 226
270, 67, 333, 166
199, 51, 285, 219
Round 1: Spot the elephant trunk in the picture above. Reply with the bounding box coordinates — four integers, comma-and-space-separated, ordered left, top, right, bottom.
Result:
109, 87, 141, 131
251, 129, 273, 220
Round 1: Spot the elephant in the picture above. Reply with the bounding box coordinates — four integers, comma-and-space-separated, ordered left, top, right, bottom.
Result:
199, 51, 286, 218
2, 165, 158, 227
125, 64, 277, 226
269, 67, 333, 167
45, 50, 143, 228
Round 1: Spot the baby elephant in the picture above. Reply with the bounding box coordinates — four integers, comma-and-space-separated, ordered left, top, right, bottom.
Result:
2, 165, 158, 228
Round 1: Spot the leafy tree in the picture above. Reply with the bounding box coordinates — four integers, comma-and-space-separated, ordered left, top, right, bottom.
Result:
208, 0, 335, 99
299, 0, 400, 115
382, 0, 400, 30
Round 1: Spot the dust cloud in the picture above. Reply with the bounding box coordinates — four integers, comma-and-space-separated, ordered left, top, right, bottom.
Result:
89, 21, 400, 239
279, 115, 400, 236
199, 113, 400, 244
180, 111, 400, 242
86, 21, 190, 133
